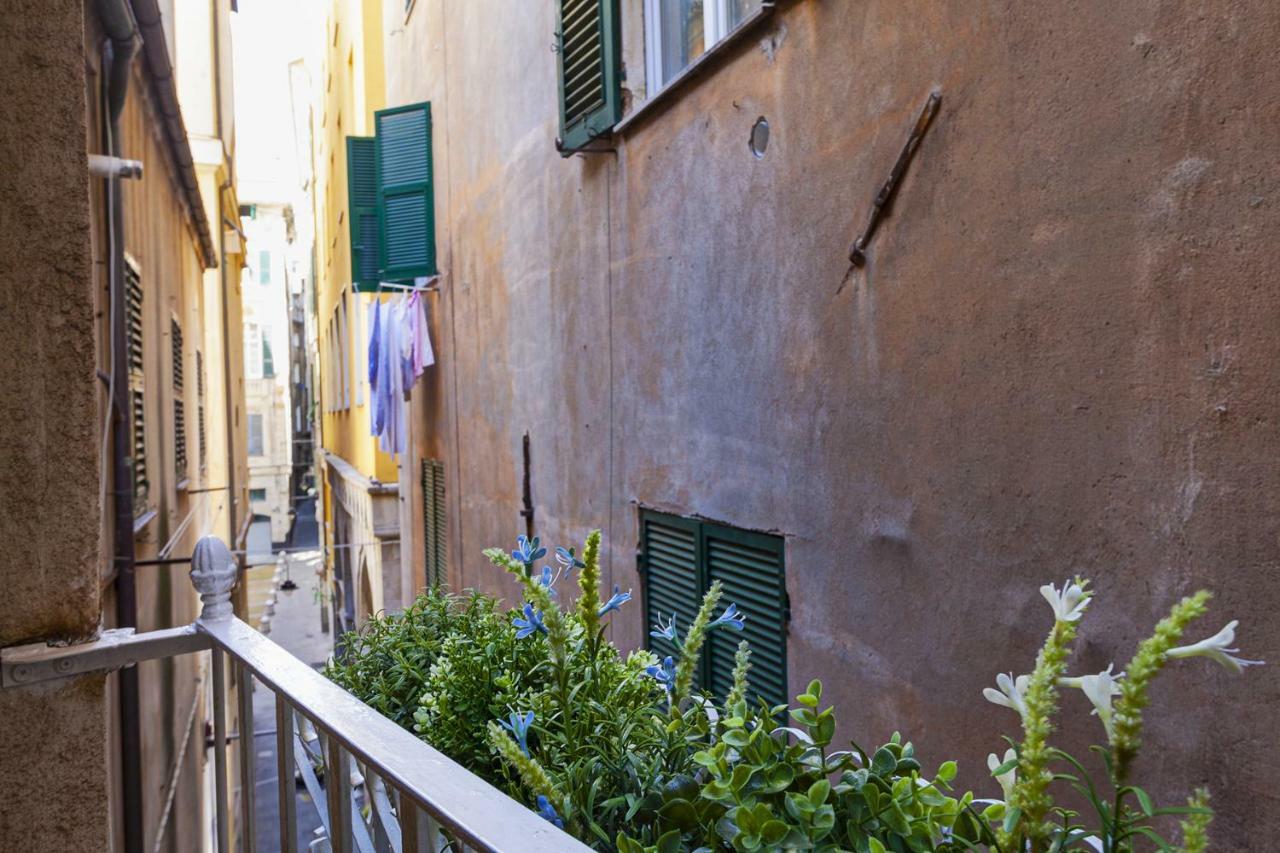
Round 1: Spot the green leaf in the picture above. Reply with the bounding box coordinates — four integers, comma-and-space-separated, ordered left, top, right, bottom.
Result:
1131, 786, 1155, 817
761, 820, 790, 845
656, 829, 683, 853
991, 757, 1019, 776
1002, 805, 1022, 835
869, 839, 887, 853
872, 746, 897, 776
936, 760, 957, 782
808, 779, 831, 806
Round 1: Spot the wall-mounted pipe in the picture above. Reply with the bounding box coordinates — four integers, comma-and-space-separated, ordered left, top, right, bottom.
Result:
95, 1, 144, 850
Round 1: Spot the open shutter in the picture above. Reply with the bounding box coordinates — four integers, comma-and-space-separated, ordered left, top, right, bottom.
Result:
555, 0, 622, 154
705, 524, 788, 707
641, 511, 704, 684
421, 458, 447, 587
346, 136, 380, 290
374, 103, 437, 282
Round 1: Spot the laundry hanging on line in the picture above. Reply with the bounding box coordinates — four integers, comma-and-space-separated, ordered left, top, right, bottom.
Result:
367, 286, 435, 456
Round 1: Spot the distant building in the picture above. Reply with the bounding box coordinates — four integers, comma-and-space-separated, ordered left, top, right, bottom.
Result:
241, 203, 296, 544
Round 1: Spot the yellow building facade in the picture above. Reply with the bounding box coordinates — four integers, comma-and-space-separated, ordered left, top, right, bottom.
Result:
312, 0, 402, 634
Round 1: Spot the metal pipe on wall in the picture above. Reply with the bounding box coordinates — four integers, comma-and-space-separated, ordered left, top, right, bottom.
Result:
96, 1, 144, 849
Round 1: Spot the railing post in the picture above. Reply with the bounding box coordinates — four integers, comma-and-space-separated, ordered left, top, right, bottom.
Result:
211, 648, 230, 853
237, 662, 257, 853
193, 535, 239, 853
275, 700, 298, 853
324, 733, 353, 853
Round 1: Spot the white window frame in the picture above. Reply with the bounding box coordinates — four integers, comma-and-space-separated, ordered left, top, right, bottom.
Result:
644, 0, 737, 96
245, 323, 264, 380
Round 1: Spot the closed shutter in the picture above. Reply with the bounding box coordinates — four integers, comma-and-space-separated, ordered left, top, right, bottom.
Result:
555, 0, 622, 153
705, 524, 788, 707
125, 262, 148, 508
374, 103, 436, 282
196, 350, 207, 470
640, 511, 704, 684
422, 458, 447, 587
131, 389, 148, 504
346, 136, 380, 289
172, 319, 186, 478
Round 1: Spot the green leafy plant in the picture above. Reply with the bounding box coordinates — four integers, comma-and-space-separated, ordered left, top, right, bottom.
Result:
326, 533, 1261, 852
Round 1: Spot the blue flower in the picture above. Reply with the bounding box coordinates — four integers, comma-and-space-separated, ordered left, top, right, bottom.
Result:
512, 535, 547, 566
650, 613, 680, 647
500, 711, 535, 757
597, 585, 632, 617
513, 603, 547, 639
555, 546, 585, 571
645, 656, 676, 692
538, 565, 558, 597
710, 602, 746, 631
535, 795, 564, 829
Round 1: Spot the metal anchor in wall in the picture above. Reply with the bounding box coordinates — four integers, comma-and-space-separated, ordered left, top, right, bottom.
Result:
848, 91, 942, 266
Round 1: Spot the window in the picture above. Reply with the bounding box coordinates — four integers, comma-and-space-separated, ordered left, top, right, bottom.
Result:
555, 0, 622, 153
171, 318, 187, 479
262, 324, 275, 378
639, 509, 787, 707
645, 0, 764, 90
421, 458, 447, 587
245, 323, 264, 380
249, 488, 268, 502
125, 261, 149, 509
258, 249, 272, 284
248, 413, 265, 456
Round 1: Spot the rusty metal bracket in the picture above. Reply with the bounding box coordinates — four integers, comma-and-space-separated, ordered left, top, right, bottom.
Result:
848, 91, 941, 266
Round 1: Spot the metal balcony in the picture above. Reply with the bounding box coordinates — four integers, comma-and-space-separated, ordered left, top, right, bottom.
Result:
0, 536, 589, 853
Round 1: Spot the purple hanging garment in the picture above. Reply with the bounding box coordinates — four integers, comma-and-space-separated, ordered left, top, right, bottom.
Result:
368, 296, 383, 436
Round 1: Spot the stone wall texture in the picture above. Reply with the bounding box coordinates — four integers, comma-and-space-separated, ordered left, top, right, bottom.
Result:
386, 0, 1280, 845
0, 1, 111, 851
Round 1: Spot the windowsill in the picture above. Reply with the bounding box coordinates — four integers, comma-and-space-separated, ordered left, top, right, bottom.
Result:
615, 2, 776, 136
133, 508, 158, 536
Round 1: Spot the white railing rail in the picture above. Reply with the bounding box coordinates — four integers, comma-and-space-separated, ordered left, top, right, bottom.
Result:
1, 536, 590, 853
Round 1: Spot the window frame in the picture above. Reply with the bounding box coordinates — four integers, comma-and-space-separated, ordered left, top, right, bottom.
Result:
247, 412, 265, 457
622, 0, 775, 133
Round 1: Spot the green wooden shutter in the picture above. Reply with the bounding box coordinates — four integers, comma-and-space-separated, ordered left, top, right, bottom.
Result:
555, 0, 622, 154
704, 524, 788, 708
374, 103, 437, 282
641, 511, 704, 684
346, 136, 380, 290
422, 458, 447, 587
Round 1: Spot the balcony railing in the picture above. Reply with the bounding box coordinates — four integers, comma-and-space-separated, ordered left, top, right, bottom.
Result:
0, 536, 590, 853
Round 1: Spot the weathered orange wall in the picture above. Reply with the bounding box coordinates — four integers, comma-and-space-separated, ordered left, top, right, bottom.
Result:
388, 1, 1280, 845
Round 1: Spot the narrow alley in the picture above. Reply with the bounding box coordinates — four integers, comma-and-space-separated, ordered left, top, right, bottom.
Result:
2, 1, 1279, 852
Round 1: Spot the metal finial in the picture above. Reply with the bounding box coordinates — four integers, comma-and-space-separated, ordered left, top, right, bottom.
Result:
191, 536, 238, 621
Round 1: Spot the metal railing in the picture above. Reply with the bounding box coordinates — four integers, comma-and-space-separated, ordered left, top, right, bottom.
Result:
0, 536, 590, 853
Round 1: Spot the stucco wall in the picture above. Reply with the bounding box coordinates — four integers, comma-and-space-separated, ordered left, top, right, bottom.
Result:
0, 2, 110, 851
386, 0, 1280, 844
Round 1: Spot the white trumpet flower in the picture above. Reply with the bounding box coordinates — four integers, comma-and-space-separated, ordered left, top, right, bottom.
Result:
1040, 578, 1092, 623
1167, 620, 1264, 673
987, 748, 1017, 801
983, 672, 1030, 720
1061, 664, 1124, 740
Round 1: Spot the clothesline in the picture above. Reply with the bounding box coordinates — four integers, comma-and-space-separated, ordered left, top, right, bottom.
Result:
374, 276, 439, 293
367, 286, 435, 456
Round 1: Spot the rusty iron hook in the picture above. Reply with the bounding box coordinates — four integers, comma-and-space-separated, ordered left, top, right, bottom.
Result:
848, 91, 941, 266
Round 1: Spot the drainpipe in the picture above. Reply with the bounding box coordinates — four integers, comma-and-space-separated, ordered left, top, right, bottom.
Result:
96, 2, 144, 851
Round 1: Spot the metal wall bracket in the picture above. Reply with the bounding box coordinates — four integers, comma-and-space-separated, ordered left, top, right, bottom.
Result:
848, 91, 942, 266
0, 625, 210, 688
